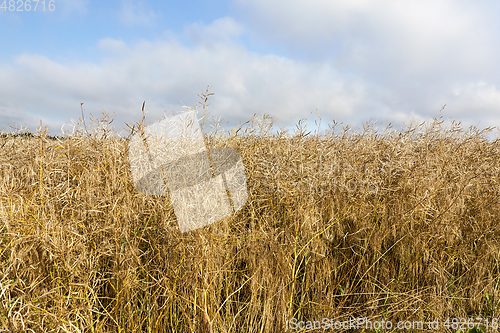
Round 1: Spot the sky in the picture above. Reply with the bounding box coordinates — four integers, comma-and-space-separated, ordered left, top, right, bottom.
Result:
1, 0, 500, 141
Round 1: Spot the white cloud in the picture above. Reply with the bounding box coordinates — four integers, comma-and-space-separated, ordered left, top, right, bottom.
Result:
2, 2, 500, 140
0, 19, 362, 137
119, 0, 157, 27
235, 0, 496, 72
184, 17, 246, 46
230, 0, 500, 137
98, 38, 130, 55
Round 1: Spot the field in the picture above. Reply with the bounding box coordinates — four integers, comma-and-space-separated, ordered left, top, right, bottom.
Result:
1, 109, 500, 332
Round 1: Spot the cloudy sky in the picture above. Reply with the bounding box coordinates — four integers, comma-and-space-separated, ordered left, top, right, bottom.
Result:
1, 0, 500, 140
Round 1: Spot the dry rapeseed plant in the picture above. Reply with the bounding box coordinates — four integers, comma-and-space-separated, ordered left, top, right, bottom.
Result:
1, 97, 500, 332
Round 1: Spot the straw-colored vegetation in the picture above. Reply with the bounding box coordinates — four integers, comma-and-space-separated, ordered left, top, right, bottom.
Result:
1, 92, 500, 332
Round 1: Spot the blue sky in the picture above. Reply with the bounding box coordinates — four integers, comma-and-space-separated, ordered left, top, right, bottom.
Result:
1, 0, 500, 140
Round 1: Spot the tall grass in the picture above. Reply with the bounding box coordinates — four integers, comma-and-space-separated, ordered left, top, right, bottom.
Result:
1, 97, 500, 332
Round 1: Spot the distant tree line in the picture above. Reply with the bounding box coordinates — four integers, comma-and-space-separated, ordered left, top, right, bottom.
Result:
0, 132, 67, 140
